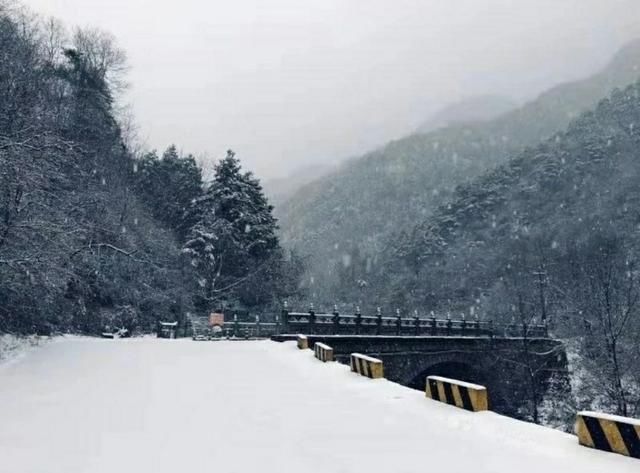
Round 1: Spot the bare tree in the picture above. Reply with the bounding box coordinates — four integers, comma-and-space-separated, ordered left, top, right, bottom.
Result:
573, 233, 640, 417
71, 27, 128, 95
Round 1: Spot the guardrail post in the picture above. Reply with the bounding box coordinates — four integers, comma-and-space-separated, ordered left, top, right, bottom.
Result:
446, 313, 452, 336
309, 303, 316, 333
475, 313, 481, 336
426, 376, 488, 411
461, 313, 467, 334
275, 314, 280, 335
376, 307, 382, 335
431, 313, 437, 336
281, 301, 289, 334
488, 319, 494, 338
255, 314, 260, 338
233, 313, 239, 338
332, 304, 340, 334
414, 310, 420, 336
355, 306, 362, 335
351, 353, 384, 379
576, 411, 640, 458
395, 308, 402, 335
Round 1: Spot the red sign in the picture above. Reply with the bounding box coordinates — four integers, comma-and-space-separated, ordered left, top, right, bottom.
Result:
209, 312, 224, 327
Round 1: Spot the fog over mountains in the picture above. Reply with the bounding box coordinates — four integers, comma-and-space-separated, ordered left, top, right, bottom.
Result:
22, 0, 640, 180
416, 95, 518, 134
277, 39, 640, 306
265, 94, 518, 203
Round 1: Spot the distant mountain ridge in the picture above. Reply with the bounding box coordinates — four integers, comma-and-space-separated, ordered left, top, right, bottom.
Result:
264, 163, 335, 206
378, 79, 640, 316
416, 95, 518, 133
276, 39, 640, 304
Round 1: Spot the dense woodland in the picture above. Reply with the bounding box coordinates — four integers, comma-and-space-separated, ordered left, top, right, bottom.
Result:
0, 3, 300, 335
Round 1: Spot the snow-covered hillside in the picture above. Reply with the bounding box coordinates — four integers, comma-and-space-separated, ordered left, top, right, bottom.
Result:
0, 338, 636, 472
0, 334, 48, 366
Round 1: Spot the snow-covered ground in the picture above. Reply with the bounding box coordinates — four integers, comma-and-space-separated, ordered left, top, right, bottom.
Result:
0, 338, 636, 473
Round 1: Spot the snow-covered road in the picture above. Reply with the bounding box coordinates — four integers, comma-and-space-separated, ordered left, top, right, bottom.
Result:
0, 338, 636, 472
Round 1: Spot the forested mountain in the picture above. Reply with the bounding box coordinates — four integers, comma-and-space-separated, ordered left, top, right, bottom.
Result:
278, 39, 640, 303
416, 95, 517, 133
264, 163, 335, 206
266, 94, 517, 208
0, 5, 295, 335
377, 81, 640, 417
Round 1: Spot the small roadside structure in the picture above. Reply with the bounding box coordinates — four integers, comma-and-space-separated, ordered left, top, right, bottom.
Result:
101, 327, 130, 339
209, 311, 225, 337
157, 321, 178, 339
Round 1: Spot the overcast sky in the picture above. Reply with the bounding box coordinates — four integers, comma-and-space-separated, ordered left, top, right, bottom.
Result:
24, 0, 640, 179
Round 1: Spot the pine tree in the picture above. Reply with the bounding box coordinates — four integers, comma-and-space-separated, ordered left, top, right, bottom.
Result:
134, 145, 203, 237
182, 150, 282, 311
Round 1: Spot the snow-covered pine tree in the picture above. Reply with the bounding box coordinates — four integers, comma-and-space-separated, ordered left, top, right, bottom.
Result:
182, 150, 282, 311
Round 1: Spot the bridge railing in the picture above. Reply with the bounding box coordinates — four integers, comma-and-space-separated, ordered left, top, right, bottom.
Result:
191, 316, 282, 339
281, 305, 548, 338
222, 321, 280, 338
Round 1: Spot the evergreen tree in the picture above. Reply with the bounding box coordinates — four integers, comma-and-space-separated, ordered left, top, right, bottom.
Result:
183, 150, 282, 311
134, 145, 203, 237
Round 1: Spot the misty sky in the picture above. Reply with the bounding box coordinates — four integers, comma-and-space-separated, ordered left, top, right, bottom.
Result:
24, 0, 640, 179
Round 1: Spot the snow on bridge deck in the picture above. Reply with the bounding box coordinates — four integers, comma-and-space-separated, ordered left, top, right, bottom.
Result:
0, 338, 636, 473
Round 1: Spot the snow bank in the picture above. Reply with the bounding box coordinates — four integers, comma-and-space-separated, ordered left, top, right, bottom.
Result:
0, 334, 49, 367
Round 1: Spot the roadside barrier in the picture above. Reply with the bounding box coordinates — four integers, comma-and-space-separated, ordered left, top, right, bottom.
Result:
314, 342, 334, 362
350, 353, 384, 379
576, 411, 640, 459
297, 334, 308, 349
425, 375, 488, 412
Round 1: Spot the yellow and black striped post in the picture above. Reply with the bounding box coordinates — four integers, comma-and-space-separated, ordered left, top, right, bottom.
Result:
350, 353, 384, 379
425, 375, 488, 412
297, 334, 309, 350
576, 411, 640, 459
314, 342, 334, 362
